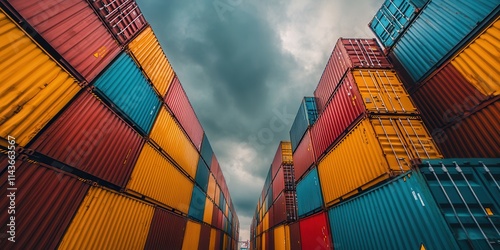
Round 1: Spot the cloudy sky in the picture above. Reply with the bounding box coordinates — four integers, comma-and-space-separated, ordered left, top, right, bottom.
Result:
136, 0, 384, 241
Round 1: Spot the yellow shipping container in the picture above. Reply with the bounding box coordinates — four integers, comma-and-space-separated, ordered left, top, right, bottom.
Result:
262, 232, 267, 250
126, 143, 193, 213
215, 184, 220, 206
0, 11, 81, 146
263, 212, 269, 232
181, 220, 201, 250
451, 18, 500, 96
128, 26, 175, 96
150, 106, 198, 178
209, 228, 217, 250
274, 225, 290, 250
281, 141, 293, 164
58, 187, 154, 249
318, 115, 442, 206
203, 197, 213, 224
222, 234, 228, 250
207, 174, 216, 200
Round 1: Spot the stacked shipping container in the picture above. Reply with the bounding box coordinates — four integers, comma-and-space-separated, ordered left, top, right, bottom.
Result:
0, 0, 239, 248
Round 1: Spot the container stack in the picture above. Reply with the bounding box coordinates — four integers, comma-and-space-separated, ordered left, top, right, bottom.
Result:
370, 0, 500, 158
250, 142, 297, 250
0, 0, 239, 249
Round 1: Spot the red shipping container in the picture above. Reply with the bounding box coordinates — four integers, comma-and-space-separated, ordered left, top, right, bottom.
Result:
165, 77, 204, 150
272, 167, 285, 202
91, 0, 147, 45
214, 229, 222, 250
314, 38, 391, 112
218, 209, 224, 229
212, 204, 219, 227
0, 159, 89, 249
299, 212, 332, 250
29, 91, 144, 187
410, 63, 490, 132
292, 130, 315, 182
211, 154, 220, 181
267, 230, 274, 250
198, 223, 211, 250
5, 0, 121, 82
289, 221, 301, 250
144, 208, 187, 250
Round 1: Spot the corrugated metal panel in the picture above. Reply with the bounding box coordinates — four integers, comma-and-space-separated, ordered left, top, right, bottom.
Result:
195, 157, 210, 192
212, 205, 219, 229
267, 228, 275, 250
207, 173, 216, 200
181, 220, 201, 250
201, 134, 214, 168
292, 130, 315, 182
0, 159, 89, 249
290, 97, 318, 152
209, 228, 217, 250
91, 0, 147, 45
7, 0, 121, 82
328, 171, 461, 249
93, 52, 160, 134
214, 184, 220, 206
214, 230, 222, 250
289, 222, 301, 250
475, 160, 500, 208
370, 0, 428, 48
150, 106, 198, 178
223, 234, 228, 250
274, 225, 289, 250
272, 168, 285, 202
271, 141, 293, 179
126, 143, 193, 213
165, 77, 204, 151
451, 18, 500, 97
128, 26, 174, 96
296, 168, 323, 217
0, 10, 81, 146
261, 231, 267, 250
203, 197, 214, 225
211, 154, 220, 180
59, 186, 154, 249
188, 186, 206, 222
391, 0, 500, 82
30, 91, 144, 187
144, 208, 187, 250
419, 159, 500, 249
263, 211, 269, 232
299, 212, 332, 250
199, 223, 211, 250
318, 116, 442, 206
273, 192, 287, 227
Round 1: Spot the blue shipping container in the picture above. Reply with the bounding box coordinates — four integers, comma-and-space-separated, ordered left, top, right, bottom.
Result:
200, 134, 213, 168
290, 97, 318, 152
370, 0, 429, 48
188, 186, 206, 221
391, 0, 500, 83
93, 53, 160, 134
419, 159, 500, 250
296, 167, 323, 217
328, 171, 461, 249
195, 157, 210, 192
220, 190, 226, 213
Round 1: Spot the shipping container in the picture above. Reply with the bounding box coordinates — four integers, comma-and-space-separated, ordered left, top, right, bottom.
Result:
128, 26, 175, 96
201, 134, 214, 168
262, 232, 267, 250
271, 141, 293, 179
296, 168, 323, 217
215, 230, 223, 250
328, 171, 461, 249
203, 198, 214, 225
59, 186, 154, 249
299, 212, 332, 250
181, 220, 202, 250
188, 186, 206, 222
0, 158, 89, 249
370, 0, 429, 48
272, 168, 285, 202
92, 52, 160, 134
390, 0, 500, 83
91, 0, 147, 45
419, 159, 500, 249
30, 91, 144, 187
211, 154, 220, 180
273, 225, 289, 250
272, 191, 297, 227
0, 10, 81, 146
144, 208, 187, 250
292, 130, 315, 182
5, 0, 121, 82
290, 97, 318, 152
165, 77, 204, 150
207, 173, 217, 200
318, 115, 442, 206
199, 223, 211, 250
126, 143, 193, 213
209, 228, 217, 250
195, 157, 210, 192
288, 222, 301, 250
150, 106, 199, 178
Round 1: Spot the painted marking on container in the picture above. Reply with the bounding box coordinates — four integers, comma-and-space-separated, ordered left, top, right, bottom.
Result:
93, 46, 108, 58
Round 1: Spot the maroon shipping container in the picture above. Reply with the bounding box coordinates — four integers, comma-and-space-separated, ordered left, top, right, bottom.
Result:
218, 209, 224, 230
268, 203, 275, 228
211, 154, 220, 182
5, 0, 121, 82
289, 221, 301, 250
433, 100, 500, 158
29, 91, 144, 187
410, 63, 490, 131
0, 158, 89, 249
144, 208, 187, 250
299, 212, 332, 250
214, 229, 222, 250
267, 230, 274, 250
165, 77, 204, 150
212, 204, 219, 227
314, 38, 391, 112
292, 130, 315, 182
91, 0, 147, 45
198, 223, 211, 250
271, 143, 284, 179
272, 167, 285, 202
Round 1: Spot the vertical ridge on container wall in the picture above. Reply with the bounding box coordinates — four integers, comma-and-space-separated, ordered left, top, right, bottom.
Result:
290, 97, 318, 152
181, 220, 201, 250
0, 158, 89, 249
30, 91, 144, 188
92, 52, 160, 134
58, 187, 154, 249
0, 10, 81, 146
126, 143, 193, 213
150, 106, 199, 178
128, 26, 175, 96
144, 208, 187, 250
6, 0, 121, 82
165, 77, 205, 150
91, 0, 147, 45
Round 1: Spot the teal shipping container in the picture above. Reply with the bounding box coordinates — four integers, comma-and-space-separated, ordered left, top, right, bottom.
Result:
188, 186, 206, 221
289, 97, 318, 152
200, 134, 214, 168
296, 167, 323, 217
195, 157, 210, 192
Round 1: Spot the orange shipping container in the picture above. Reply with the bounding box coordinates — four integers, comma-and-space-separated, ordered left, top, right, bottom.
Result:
209, 228, 217, 250
203, 197, 214, 224
182, 220, 201, 250
126, 143, 193, 213
207, 174, 217, 200
58, 187, 154, 249
318, 115, 442, 206
128, 26, 175, 96
263, 212, 269, 232
274, 225, 290, 250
